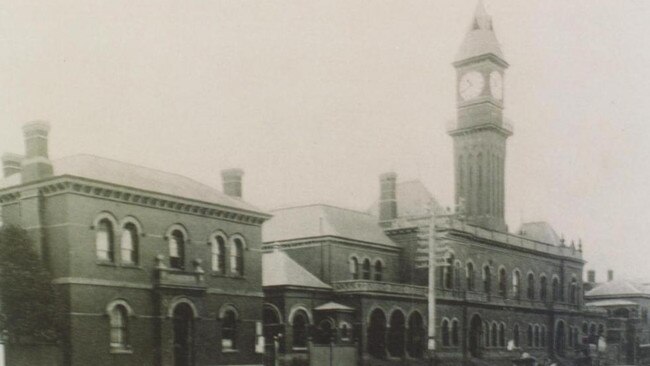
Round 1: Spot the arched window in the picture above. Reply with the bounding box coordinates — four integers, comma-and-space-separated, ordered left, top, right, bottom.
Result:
169, 229, 185, 269
451, 319, 460, 346
211, 234, 226, 273
513, 324, 520, 348
498, 323, 505, 347
466, 262, 475, 290
541, 326, 547, 347
484, 322, 490, 347
444, 255, 455, 289
570, 278, 578, 304
441, 319, 450, 347
222, 309, 238, 350
109, 304, 129, 349
490, 322, 497, 348
552, 277, 560, 302
540, 275, 548, 302
483, 265, 491, 294
512, 270, 521, 299
387, 311, 406, 357
453, 261, 462, 289
96, 219, 115, 262
534, 325, 540, 347
340, 322, 351, 341
527, 273, 535, 300
597, 324, 605, 336
318, 319, 335, 344
230, 237, 244, 275
121, 222, 139, 264
374, 260, 383, 281
350, 257, 359, 279
407, 312, 424, 358
527, 324, 533, 347
362, 259, 371, 280
368, 309, 387, 357
498, 267, 507, 297
582, 322, 589, 335
292, 310, 309, 348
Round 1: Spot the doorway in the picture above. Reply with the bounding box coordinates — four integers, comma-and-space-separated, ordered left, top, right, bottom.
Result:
173, 303, 194, 366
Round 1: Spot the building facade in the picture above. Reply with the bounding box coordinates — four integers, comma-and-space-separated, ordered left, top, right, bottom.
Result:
260, 3, 605, 366
0, 122, 270, 366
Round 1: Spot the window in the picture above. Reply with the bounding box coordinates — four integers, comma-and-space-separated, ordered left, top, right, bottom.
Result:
527, 324, 533, 347
451, 319, 459, 346
541, 326, 546, 347
534, 325, 540, 347
96, 219, 115, 262
222, 309, 237, 350
350, 257, 359, 279
597, 324, 604, 336
230, 237, 244, 275
454, 261, 462, 289
498, 323, 505, 347
570, 278, 578, 304
513, 324, 520, 348
491, 322, 497, 348
109, 304, 129, 350
512, 270, 521, 299
120, 223, 139, 264
292, 311, 309, 348
340, 322, 351, 341
211, 235, 226, 273
374, 260, 383, 281
169, 230, 185, 269
443, 255, 455, 289
540, 276, 548, 301
498, 268, 507, 297
483, 265, 491, 294
552, 277, 560, 302
527, 273, 535, 300
441, 319, 450, 346
362, 259, 371, 280
466, 262, 475, 290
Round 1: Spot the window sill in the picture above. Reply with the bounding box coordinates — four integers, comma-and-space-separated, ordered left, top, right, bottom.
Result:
110, 347, 133, 354
222, 349, 239, 354
120, 264, 143, 270
292, 347, 308, 352
97, 261, 117, 267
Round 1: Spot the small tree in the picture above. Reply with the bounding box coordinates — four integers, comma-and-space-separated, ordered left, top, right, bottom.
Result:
0, 225, 62, 343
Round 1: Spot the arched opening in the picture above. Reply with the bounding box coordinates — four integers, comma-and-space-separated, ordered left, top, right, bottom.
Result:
263, 305, 283, 352
211, 234, 226, 273
230, 237, 244, 276
350, 257, 359, 279
169, 230, 186, 270
362, 259, 371, 280
540, 276, 548, 301
292, 310, 309, 348
173, 303, 195, 366
407, 312, 424, 358
490, 322, 497, 348
368, 309, 387, 358
498, 323, 505, 347
527, 324, 533, 347
109, 304, 129, 349
451, 319, 460, 346
513, 324, 520, 348
221, 309, 238, 351
468, 314, 483, 357
527, 273, 535, 300
374, 260, 383, 281
96, 218, 115, 262
441, 319, 450, 347
555, 321, 566, 355
552, 277, 560, 302
121, 222, 139, 264
570, 278, 578, 304
317, 318, 335, 344
466, 262, 475, 290
387, 311, 406, 357
512, 270, 521, 299
483, 266, 491, 294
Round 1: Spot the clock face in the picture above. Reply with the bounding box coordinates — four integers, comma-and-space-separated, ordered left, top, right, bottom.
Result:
459, 71, 485, 101
490, 71, 503, 100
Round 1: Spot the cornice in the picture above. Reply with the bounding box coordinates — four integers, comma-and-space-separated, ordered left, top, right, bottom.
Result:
0, 175, 270, 226
262, 235, 401, 253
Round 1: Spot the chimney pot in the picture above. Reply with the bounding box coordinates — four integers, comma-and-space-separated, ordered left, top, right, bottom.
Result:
607, 270, 614, 282
21, 120, 53, 183
379, 172, 397, 222
2, 153, 24, 178
587, 270, 595, 283
221, 168, 244, 199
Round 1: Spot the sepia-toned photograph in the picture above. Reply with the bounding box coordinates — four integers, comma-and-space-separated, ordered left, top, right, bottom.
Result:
0, 1, 648, 365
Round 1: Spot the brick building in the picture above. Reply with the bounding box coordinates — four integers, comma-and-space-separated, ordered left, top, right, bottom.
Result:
0, 121, 270, 366
260, 2, 605, 366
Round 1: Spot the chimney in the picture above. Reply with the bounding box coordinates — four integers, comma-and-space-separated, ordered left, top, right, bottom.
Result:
2, 153, 24, 177
379, 172, 397, 222
21, 121, 53, 183
221, 168, 244, 199
607, 270, 614, 282
587, 270, 595, 283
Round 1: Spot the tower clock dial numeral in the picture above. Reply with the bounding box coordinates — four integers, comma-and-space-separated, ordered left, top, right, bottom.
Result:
490, 71, 503, 100
459, 71, 485, 101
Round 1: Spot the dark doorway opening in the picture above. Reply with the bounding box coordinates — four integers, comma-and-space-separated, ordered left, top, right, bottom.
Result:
173, 303, 194, 366
468, 314, 482, 358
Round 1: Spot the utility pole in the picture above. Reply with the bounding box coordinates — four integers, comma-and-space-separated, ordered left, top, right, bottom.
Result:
427, 202, 437, 363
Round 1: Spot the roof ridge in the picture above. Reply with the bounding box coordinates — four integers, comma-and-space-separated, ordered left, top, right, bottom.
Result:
271, 203, 372, 216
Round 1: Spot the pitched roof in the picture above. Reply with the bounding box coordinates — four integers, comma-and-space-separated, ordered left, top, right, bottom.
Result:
263, 204, 397, 247
586, 279, 650, 298
586, 299, 638, 307
517, 222, 562, 246
262, 249, 331, 289
0, 154, 263, 213
455, 0, 505, 63
367, 180, 446, 219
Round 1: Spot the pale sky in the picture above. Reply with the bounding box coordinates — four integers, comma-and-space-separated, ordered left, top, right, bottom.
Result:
0, 1, 649, 281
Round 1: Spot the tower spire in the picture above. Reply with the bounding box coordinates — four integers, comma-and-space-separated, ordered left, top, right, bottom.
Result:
454, 0, 505, 65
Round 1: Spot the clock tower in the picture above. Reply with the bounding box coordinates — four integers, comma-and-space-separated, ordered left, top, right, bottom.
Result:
449, 0, 511, 232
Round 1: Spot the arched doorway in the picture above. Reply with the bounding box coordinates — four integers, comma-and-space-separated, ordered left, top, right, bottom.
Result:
555, 320, 566, 356
387, 310, 405, 357
173, 303, 195, 366
407, 312, 425, 358
468, 314, 482, 357
367, 309, 387, 358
